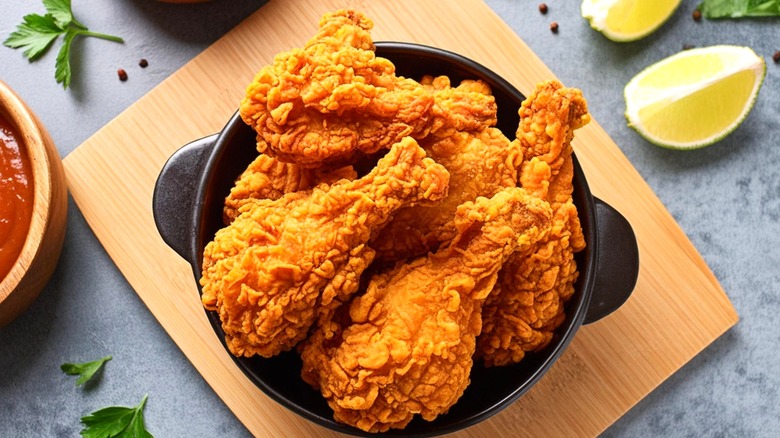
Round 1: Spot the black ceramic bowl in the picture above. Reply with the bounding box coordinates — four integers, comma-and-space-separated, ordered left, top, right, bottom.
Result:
153, 42, 639, 437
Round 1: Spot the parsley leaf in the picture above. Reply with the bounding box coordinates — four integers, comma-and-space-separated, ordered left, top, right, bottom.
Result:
44, 0, 79, 28
2, 0, 123, 89
4, 14, 64, 60
61, 355, 112, 386
80, 394, 153, 438
698, 0, 780, 18
55, 30, 77, 89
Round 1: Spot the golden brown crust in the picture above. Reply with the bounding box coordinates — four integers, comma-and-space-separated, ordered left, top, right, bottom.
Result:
476, 80, 590, 367
300, 188, 551, 433
201, 137, 449, 358
371, 126, 521, 262
205, 9, 593, 431
222, 149, 357, 224
239, 11, 498, 168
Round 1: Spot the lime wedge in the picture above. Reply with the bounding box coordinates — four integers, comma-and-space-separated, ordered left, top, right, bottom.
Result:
582, 0, 681, 42
624, 45, 766, 150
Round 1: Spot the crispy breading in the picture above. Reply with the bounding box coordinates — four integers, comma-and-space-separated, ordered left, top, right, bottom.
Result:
477, 80, 590, 367
371, 125, 521, 262
204, 8, 594, 431
239, 10, 496, 168
201, 137, 449, 358
223, 149, 357, 224
300, 188, 551, 432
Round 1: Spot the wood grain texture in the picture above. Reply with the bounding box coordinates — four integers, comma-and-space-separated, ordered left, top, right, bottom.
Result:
62, 0, 738, 436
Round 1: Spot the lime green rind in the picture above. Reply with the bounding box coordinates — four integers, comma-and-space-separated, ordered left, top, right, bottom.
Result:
582, 0, 683, 43
624, 53, 766, 150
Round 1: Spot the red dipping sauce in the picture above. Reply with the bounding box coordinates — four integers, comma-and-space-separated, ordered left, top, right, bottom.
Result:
0, 116, 34, 281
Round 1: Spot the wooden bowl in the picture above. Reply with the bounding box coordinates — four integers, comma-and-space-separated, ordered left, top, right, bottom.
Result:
0, 80, 68, 327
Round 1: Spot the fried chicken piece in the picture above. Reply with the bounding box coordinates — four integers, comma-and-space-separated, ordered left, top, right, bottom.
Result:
200, 137, 450, 358
477, 80, 591, 367
239, 10, 432, 167
239, 10, 496, 168
371, 126, 521, 263
300, 188, 552, 433
369, 76, 512, 262
422, 75, 498, 140
222, 148, 357, 224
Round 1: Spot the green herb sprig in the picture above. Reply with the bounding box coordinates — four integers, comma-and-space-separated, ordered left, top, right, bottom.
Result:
60, 356, 153, 436
3, 0, 124, 89
80, 394, 153, 438
61, 355, 112, 386
698, 0, 780, 18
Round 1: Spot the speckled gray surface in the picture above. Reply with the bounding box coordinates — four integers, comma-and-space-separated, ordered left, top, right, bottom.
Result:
0, 1, 778, 436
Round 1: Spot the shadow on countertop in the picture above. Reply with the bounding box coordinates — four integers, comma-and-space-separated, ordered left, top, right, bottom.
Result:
126, 0, 269, 43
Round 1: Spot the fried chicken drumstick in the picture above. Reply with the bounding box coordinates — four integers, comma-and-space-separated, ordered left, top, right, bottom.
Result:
477, 80, 591, 367
222, 147, 357, 224
200, 137, 449, 358
371, 125, 521, 263
239, 10, 496, 168
369, 77, 518, 263
300, 188, 552, 432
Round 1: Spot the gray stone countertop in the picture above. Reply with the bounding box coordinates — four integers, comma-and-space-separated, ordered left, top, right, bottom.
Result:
1, 0, 778, 436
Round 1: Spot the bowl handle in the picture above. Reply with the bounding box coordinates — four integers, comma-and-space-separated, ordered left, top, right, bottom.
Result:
583, 198, 640, 324
152, 135, 217, 261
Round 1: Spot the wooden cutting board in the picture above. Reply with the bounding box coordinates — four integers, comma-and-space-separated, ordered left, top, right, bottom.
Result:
62, 0, 738, 436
